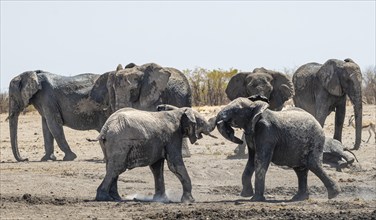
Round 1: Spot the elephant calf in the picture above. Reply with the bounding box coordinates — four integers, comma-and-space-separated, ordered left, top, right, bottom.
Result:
95, 105, 215, 203
215, 97, 340, 201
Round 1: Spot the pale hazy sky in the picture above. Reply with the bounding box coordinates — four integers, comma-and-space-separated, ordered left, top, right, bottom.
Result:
1, 1, 375, 92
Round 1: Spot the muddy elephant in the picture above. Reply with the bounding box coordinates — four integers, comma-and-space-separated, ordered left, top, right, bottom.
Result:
293, 58, 363, 150
215, 97, 340, 201
95, 105, 216, 203
8, 70, 107, 161
225, 67, 294, 156
8, 63, 192, 161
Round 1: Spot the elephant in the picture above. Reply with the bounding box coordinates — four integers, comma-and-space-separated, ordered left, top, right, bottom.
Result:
323, 137, 357, 171
95, 105, 216, 203
8, 63, 192, 162
102, 63, 193, 157
8, 70, 109, 161
225, 67, 294, 156
215, 97, 340, 201
293, 58, 363, 150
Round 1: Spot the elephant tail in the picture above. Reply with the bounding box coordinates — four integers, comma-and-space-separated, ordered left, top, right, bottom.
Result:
97, 134, 107, 162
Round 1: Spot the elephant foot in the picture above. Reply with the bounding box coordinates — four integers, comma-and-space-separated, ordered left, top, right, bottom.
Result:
181, 193, 195, 203
328, 186, 340, 199
291, 192, 309, 201
96, 191, 114, 201
250, 194, 266, 202
41, 153, 57, 161
153, 193, 169, 203
240, 188, 253, 197
109, 192, 122, 202
63, 152, 77, 161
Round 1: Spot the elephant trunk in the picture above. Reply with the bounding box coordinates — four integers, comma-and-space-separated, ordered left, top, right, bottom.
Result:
350, 95, 362, 150
216, 119, 243, 145
9, 101, 28, 161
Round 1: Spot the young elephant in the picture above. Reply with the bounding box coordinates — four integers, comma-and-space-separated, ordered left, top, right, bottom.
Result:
215, 97, 340, 201
323, 137, 356, 171
95, 106, 215, 203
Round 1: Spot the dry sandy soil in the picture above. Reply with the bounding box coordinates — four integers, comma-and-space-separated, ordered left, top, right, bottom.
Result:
0, 105, 375, 219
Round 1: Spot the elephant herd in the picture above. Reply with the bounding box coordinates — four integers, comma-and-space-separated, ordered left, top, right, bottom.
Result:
8, 58, 364, 202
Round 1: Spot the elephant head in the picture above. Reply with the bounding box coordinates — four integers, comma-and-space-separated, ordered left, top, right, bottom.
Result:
317, 58, 363, 149
157, 104, 217, 143
225, 68, 294, 110
106, 63, 171, 112
8, 70, 42, 161
215, 97, 269, 144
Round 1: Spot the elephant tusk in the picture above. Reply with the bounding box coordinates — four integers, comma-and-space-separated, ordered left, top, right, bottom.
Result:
207, 133, 218, 139
216, 120, 224, 125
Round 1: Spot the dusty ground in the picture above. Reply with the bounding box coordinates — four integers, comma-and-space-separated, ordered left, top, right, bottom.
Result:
0, 105, 375, 219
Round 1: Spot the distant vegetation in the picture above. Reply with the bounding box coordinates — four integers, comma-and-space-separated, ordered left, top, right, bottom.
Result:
184, 68, 238, 106
1, 66, 375, 114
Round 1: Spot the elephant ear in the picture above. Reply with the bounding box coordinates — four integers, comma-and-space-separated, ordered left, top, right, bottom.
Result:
181, 108, 198, 144
225, 72, 249, 100
249, 101, 269, 134
9, 71, 41, 112
269, 71, 294, 110
90, 71, 112, 107
138, 63, 171, 109
317, 59, 343, 96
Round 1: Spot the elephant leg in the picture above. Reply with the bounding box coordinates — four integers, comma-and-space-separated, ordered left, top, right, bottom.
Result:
45, 118, 76, 161
96, 160, 122, 201
291, 167, 309, 201
251, 147, 273, 202
315, 100, 331, 128
109, 176, 122, 201
333, 99, 346, 142
234, 133, 247, 156
308, 157, 340, 199
166, 155, 194, 203
96, 172, 118, 201
181, 138, 191, 158
41, 117, 56, 161
240, 149, 255, 197
149, 158, 168, 202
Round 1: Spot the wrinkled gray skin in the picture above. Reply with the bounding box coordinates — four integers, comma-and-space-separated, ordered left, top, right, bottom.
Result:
104, 63, 192, 157
9, 63, 192, 162
8, 70, 109, 161
95, 105, 216, 203
225, 67, 294, 156
323, 137, 355, 171
293, 58, 363, 150
215, 98, 340, 201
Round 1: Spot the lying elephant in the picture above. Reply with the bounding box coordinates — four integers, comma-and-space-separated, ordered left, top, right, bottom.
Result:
95, 105, 216, 203
323, 137, 357, 171
215, 97, 340, 201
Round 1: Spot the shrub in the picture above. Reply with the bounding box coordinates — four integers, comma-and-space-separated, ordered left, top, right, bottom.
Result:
184, 68, 238, 106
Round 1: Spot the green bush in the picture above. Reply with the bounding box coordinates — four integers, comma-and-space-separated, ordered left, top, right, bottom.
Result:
184, 68, 238, 106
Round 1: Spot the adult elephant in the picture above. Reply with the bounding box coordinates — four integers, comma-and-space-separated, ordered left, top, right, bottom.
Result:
9, 63, 192, 161
8, 70, 109, 161
225, 67, 294, 156
293, 58, 363, 150
226, 67, 294, 111
100, 63, 193, 156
